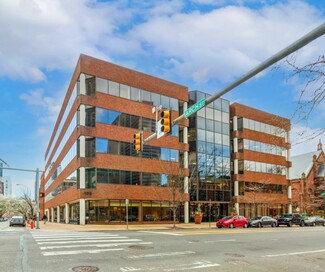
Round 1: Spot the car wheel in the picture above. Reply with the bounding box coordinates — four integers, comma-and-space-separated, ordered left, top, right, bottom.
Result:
230, 224, 234, 229
217, 226, 222, 229
300, 221, 305, 227
287, 221, 292, 227
258, 223, 262, 228
312, 222, 316, 227
271, 222, 276, 228
323, 223, 325, 227
244, 223, 248, 228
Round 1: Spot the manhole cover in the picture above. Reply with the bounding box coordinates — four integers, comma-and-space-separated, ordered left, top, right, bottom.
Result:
224, 253, 245, 258
128, 245, 153, 250
72, 266, 99, 272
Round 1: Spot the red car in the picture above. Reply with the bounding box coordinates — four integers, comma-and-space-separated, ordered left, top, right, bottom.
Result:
216, 215, 248, 228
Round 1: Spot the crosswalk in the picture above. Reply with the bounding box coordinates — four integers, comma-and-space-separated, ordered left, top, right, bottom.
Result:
31, 231, 152, 256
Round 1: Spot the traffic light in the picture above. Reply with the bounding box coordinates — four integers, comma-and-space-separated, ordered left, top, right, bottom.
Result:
160, 110, 172, 134
133, 132, 143, 152
39, 192, 45, 198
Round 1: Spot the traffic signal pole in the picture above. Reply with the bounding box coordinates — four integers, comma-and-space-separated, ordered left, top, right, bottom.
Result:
172, 23, 325, 126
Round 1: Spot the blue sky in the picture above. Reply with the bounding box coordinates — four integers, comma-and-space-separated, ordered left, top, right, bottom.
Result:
0, 0, 324, 197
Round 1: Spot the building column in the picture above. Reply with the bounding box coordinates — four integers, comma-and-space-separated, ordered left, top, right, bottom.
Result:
79, 73, 86, 95
183, 101, 189, 224
233, 116, 238, 131
65, 203, 69, 224
51, 207, 54, 222
79, 104, 86, 126
56, 206, 60, 223
79, 199, 86, 225
79, 167, 85, 189
233, 138, 238, 153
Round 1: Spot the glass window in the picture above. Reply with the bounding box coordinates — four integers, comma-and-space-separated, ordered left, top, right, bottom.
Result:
215, 133, 222, 145
197, 117, 205, 130
170, 149, 178, 162
214, 99, 222, 111
221, 99, 229, 112
222, 112, 229, 123
214, 110, 222, 121
206, 131, 214, 143
96, 77, 108, 93
85, 168, 96, 188
206, 108, 213, 119
108, 110, 120, 125
170, 98, 178, 111
214, 121, 222, 133
222, 123, 229, 135
206, 119, 214, 131
109, 170, 120, 184
197, 108, 205, 117
197, 141, 206, 153
96, 138, 108, 153
130, 87, 140, 101
96, 108, 108, 123
141, 90, 151, 104
197, 129, 206, 141
161, 95, 170, 108
120, 84, 130, 99
97, 168, 109, 184
108, 140, 119, 155
151, 92, 160, 106
109, 81, 119, 96
161, 148, 169, 161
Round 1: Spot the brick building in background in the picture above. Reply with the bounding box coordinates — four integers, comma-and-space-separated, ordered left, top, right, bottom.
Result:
230, 103, 292, 217
40, 54, 190, 224
290, 141, 325, 216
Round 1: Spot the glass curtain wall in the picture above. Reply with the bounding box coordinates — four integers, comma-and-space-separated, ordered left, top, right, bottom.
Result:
188, 91, 231, 221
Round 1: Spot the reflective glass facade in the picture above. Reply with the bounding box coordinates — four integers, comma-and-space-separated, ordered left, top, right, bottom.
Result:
188, 91, 231, 219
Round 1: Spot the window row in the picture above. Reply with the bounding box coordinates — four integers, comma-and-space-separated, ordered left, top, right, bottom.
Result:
190, 189, 231, 202
238, 160, 286, 175
238, 182, 287, 195
195, 117, 229, 135
238, 139, 286, 156
80, 168, 177, 188
85, 75, 179, 111
196, 129, 230, 145
192, 141, 230, 158
96, 138, 179, 162
94, 107, 179, 136
237, 117, 287, 138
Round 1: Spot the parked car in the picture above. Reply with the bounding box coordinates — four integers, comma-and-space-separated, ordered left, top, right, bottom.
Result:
216, 215, 248, 228
9, 216, 26, 227
276, 213, 305, 227
304, 217, 325, 226
249, 216, 277, 228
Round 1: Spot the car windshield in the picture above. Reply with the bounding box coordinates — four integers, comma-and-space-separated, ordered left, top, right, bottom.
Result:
221, 216, 233, 220
252, 217, 262, 220
279, 214, 292, 218
306, 217, 316, 220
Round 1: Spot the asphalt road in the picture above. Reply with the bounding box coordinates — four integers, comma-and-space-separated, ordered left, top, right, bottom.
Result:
1, 223, 325, 272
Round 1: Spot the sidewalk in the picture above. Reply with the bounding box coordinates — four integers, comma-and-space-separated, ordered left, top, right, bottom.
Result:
29, 221, 215, 231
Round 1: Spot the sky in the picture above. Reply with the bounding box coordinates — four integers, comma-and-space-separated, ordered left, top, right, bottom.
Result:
0, 0, 324, 198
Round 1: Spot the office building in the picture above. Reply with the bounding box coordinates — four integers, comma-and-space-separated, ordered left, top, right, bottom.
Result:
41, 54, 189, 224
230, 103, 291, 217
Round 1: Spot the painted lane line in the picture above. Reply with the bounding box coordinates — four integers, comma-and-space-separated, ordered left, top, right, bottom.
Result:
42, 247, 123, 256
35, 236, 129, 241
40, 242, 153, 250
262, 249, 325, 258
137, 231, 183, 236
37, 239, 142, 245
120, 260, 220, 271
127, 251, 196, 259
204, 239, 236, 243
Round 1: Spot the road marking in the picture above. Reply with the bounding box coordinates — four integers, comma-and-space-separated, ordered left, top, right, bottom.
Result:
204, 239, 236, 243
35, 236, 128, 241
120, 260, 220, 271
42, 247, 123, 256
40, 241, 153, 250
127, 251, 195, 259
138, 231, 183, 236
37, 239, 142, 245
262, 249, 325, 258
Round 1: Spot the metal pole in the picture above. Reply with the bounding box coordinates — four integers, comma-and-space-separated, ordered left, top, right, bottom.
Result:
172, 23, 325, 126
35, 168, 40, 229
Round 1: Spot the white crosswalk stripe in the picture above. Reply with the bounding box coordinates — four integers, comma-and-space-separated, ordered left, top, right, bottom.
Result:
31, 231, 152, 256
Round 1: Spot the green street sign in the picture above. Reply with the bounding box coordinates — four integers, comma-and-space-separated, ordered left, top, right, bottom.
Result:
184, 99, 206, 118
321, 192, 325, 196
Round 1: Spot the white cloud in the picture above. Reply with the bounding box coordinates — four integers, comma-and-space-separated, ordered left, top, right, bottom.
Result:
290, 124, 324, 156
